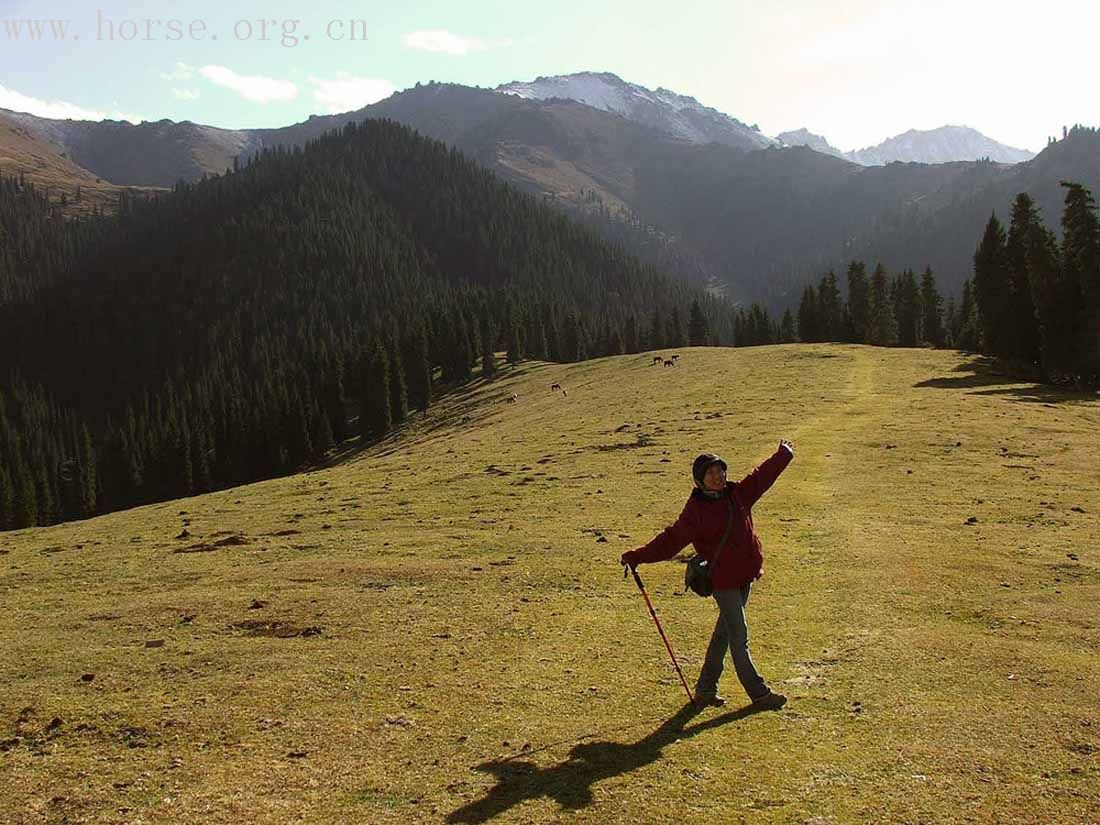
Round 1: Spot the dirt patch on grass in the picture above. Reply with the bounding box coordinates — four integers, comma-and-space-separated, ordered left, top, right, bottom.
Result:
229, 620, 323, 638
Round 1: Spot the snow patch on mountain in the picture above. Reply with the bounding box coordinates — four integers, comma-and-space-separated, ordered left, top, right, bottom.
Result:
847, 125, 1035, 165
776, 128, 846, 158
496, 71, 776, 150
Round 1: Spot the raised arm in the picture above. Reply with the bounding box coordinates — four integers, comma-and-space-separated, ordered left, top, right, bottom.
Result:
736, 440, 794, 508
621, 499, 699, 567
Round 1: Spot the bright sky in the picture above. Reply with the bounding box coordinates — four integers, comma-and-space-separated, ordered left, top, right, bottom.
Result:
0, 0, 1093, 153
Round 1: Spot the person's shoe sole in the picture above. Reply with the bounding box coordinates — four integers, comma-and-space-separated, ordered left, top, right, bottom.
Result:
751, 692, 787, 711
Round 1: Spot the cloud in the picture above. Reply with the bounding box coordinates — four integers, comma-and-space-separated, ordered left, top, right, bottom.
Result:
309, 73, 395, 113
160, 62, 195, 81
402, 30, 511, 56
172, 88, 200, 102
198, 65, 298, 104
0, 83, 142, 122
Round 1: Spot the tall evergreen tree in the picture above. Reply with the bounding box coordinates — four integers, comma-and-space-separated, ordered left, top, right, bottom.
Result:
402, 322, 432, 412
918, 267, 945, 347
1026, 219, 1067, 381
817, 270, 843, 341
1004, 194, 1043, 367
893, 269, 921, 347
624, 314, 641, 354
779, 309, 797, 343
562, 312, 583, 363
869, 263, 898, 346
667, 306, 687, 348
688, 299, 709, 346
0, 464, 13, 530
797, 284, 819, 343
973, 213, 1010, 356
846, 261, 871, 343
649, 306, 665, 350
1059, 181, 1100, 380
481, 340, 497, 380
957, 278, 981, 352
506, 319, 523, 364
388, 335, 409, 426
359, 341, 391, 441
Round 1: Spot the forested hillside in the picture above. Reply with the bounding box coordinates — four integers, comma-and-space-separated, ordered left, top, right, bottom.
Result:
0, 118, 731, 532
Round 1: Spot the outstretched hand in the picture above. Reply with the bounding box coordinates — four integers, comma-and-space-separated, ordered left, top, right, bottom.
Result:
779, 439, 795, 455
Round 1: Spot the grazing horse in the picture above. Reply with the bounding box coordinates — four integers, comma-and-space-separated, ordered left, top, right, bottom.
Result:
550, 382, 562, 391
663, 359, 675, 367
671, 354, 680, 362
652, 356, 663, 365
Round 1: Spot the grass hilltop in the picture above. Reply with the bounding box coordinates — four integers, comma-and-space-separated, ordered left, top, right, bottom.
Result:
1, 344, 1098, 824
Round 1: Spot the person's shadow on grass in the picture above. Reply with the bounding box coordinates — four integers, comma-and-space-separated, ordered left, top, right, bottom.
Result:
446, 701, 765, 823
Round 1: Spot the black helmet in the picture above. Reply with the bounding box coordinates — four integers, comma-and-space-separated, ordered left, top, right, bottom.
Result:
692, 453, 727, 487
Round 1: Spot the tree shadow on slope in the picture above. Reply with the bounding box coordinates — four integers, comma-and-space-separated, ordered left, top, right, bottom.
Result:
913, 356, 1097, 404
447, 702, 765, 823
318, 365, 543, 471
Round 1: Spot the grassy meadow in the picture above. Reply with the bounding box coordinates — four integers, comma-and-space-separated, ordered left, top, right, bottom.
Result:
1, 344, 1098, 824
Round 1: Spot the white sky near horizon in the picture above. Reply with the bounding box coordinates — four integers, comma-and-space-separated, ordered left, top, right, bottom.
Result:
0, 0, 1094, 153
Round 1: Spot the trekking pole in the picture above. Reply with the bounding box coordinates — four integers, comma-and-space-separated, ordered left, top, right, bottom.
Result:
624, 564, 695, 704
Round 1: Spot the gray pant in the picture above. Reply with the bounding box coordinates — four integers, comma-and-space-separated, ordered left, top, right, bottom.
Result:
694, 582, 769, 701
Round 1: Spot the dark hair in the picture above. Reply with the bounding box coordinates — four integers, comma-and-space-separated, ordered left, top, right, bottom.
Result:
692, 453, 727, 487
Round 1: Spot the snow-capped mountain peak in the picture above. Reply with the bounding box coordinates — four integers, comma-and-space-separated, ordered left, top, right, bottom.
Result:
776, 128, 846, 159
847, 125, 1035, 165
496, 71, 776, 151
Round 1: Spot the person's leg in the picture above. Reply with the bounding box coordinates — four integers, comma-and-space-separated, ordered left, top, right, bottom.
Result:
694, 605, 728, 697
715, 584, 769, 701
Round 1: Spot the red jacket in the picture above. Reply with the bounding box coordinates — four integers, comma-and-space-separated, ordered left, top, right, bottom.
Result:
628, 446, 793, 589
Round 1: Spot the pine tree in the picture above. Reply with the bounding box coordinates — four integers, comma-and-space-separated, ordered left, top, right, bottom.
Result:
957, 278, 981, 352
943, 296, 958, 348
779, 309, 796, 343
13, 451, 37, 528
973, 213, 1010, 356
868, 263, 898, 346
1005, 194, 1043, 368
919, 267, 945, 347
77, 422, 98, 516
798, 284, 819, 342
667, 307, 687, 348
562, 312, 583, 363
313, 402, 335, 456
323, 357, 348, 443
0, 463, 14, 530
846, 261, 871, 343
506, 320, 523, 364
387, 335, 408, 426
688, 299, 709, 345
524, 312, 548, 361
649, 306, 665, 350
817, 270, 843, 341
894, 269, 921, 347
624, 314, 640, 354
1026, 220, 1066, 381
402, 323, 432, 411
1059, 181, 1100, 381
360, 341, 391, 441
544, 313, 561, 362
481, 337, 497, 380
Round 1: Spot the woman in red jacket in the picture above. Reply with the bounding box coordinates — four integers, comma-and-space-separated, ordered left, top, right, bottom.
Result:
621, 440, 794, 710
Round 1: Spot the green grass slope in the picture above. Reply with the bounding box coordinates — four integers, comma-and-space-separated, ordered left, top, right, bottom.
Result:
1, 344, 1098, 824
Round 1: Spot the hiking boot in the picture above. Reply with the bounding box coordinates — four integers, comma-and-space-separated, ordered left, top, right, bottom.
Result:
694, 690, 726, 708
751, 690, 787, 711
